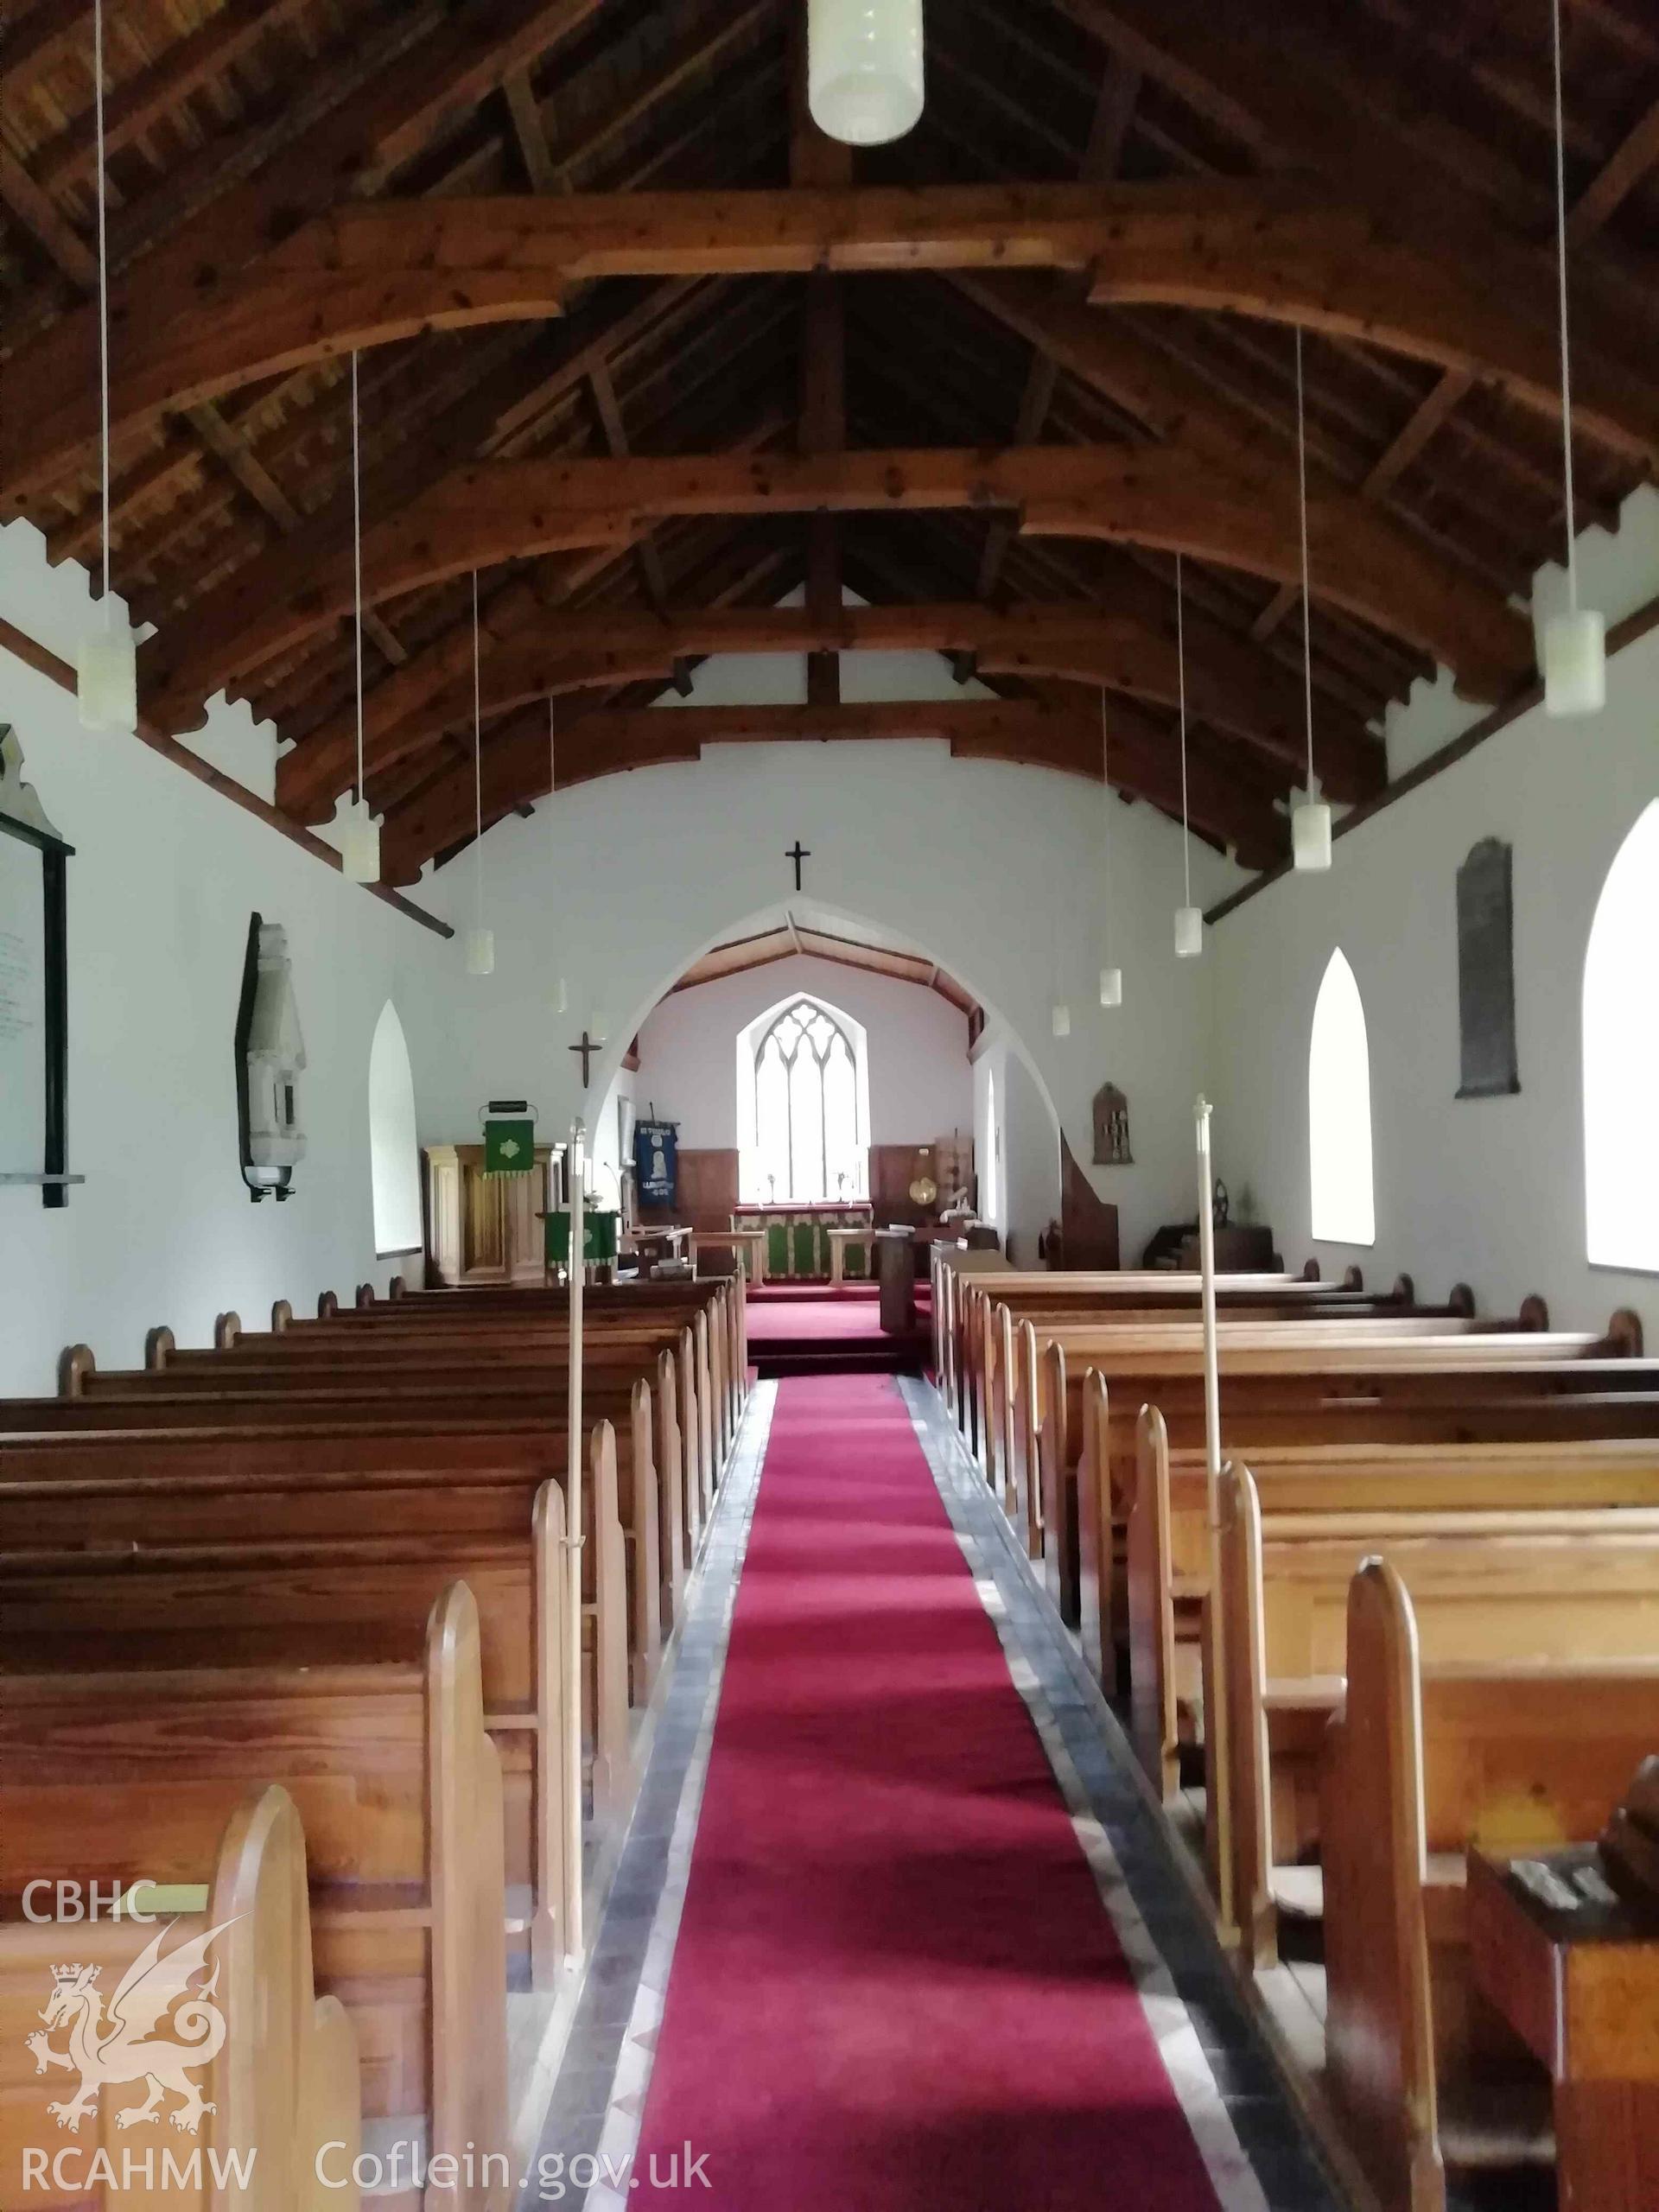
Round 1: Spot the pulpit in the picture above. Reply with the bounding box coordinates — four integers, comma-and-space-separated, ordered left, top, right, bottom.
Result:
423, 1141, 559, 1286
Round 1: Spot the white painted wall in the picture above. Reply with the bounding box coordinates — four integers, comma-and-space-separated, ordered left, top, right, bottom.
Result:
1210, 487, 1659, 1340
632, 953, 972, 1152
0, 521, 454, 1395
973, 1033, 1062, 1266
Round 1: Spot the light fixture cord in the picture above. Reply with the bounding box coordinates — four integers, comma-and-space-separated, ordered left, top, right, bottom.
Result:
351, 351, 365, 805
1549, 0, 1580, 610
1100, 685, 1110, 943
549, 693, 556, 799
93, 0, 112, 610
1295, 326, 1315, 795
473, 571, 484, 931
1176, 551, 1192, 908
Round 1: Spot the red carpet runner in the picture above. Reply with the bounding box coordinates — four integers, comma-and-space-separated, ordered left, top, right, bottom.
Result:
629, 1374, 1227, 2209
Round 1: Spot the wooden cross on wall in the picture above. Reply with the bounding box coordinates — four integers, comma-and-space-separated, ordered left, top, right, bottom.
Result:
569, 1031, 601, 1088
786, 840, 811, 892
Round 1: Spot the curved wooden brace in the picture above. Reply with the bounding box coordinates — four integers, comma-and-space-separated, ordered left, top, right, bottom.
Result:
58, 1344, 95, 1399
144, 1324, 176, 1371
142, 447, 1529, 743
276, 601, 1382, 823
7, 179, 1656, 511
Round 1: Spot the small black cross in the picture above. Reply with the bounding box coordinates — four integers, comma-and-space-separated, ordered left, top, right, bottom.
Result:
569, 1031, 600, 1088
785, 840, 811, 892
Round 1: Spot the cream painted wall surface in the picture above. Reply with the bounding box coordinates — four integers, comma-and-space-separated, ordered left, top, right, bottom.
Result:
1211, 613, 1659, 1340
633, 954, 972, 1151
415, 731, 1238, 1268
973, 1034, 1062, 1267
0, 526, 454, 1395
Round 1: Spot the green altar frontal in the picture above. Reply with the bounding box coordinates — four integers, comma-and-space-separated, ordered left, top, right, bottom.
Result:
734, 1206, 874, 1281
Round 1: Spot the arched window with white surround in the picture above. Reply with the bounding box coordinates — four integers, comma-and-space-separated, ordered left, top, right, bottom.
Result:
1584, 800, 1659, 1272
737, 994, 868, 1205
368, 1000, 423, 1255
1307, 948, 1376, 1247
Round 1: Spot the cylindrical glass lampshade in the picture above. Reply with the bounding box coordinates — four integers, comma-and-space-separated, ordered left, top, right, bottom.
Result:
1050, 1000, 1071, 1039
1099, 965, 1122, 1008
809, 0, 925, 145
1174, 906, 1204, 960
465, 927, 495, 976
77, 610, 137, 734
338, 802, 381, 885
552, 977, 569, 1016
1292, 798, 1333, 874
1542, 607, 1605, 716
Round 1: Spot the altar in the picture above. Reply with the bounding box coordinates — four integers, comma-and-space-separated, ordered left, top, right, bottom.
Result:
732, 1202, 874, 1281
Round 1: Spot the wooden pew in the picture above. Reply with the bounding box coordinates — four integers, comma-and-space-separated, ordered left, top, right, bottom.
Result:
0, 1581, 509, 2212
0, 1432, 628, 1993
0, 1785, 360, 2212
39, 1358, 680, 1705
1215, 1463, 1659, 1970
954, 1270, 1446, 1456
1321, 1559, 1659, 2212
1035, 1319, 1650, 1635
981, 1292, 1522, 1517
1126, 1405, 1659, 1802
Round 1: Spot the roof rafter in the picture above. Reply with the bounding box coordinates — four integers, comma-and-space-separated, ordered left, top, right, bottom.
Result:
8, 175, 1659, 512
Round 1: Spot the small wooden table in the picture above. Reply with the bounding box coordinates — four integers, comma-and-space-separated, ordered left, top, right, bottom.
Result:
1467, 1845, 1659, 2210
825, 1226, 872, 1287
690, 1228, 768, 1283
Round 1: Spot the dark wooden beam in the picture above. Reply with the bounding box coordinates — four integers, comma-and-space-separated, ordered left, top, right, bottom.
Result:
145, 443, 1532, 738
10, 176, 1659, 508
284, 598, 1381, 815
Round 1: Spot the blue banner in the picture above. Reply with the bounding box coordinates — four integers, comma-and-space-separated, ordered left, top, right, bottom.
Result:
634, 1119, 677, 1208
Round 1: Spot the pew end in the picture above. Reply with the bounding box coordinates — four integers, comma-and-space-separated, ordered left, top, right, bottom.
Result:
144, 1323, 175, 1370
56, 1345, 93, 1400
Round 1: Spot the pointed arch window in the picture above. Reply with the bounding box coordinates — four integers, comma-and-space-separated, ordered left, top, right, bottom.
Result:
1584, 801, 1659, 1271
368, 1001, 423, 1255
750, 997, 865, 1205
1308, 948, 1376, 1246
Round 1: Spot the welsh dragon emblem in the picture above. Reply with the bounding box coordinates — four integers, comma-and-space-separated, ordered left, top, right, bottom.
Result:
25, 1919, 235, 2135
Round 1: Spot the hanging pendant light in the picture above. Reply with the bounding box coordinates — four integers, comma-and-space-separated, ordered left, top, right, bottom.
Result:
1542, 0, 1604, 715
338, 351, 381, 883
809, 0, 925, 146
1098, 689, 1122, 1007
1173, 554, 1204, 959
1051, 1001, 1072, 1039
463, 572, 494, 976
546, 697, 569, 1015
1290, 328, 1333, 873
77, 0, 137, 735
